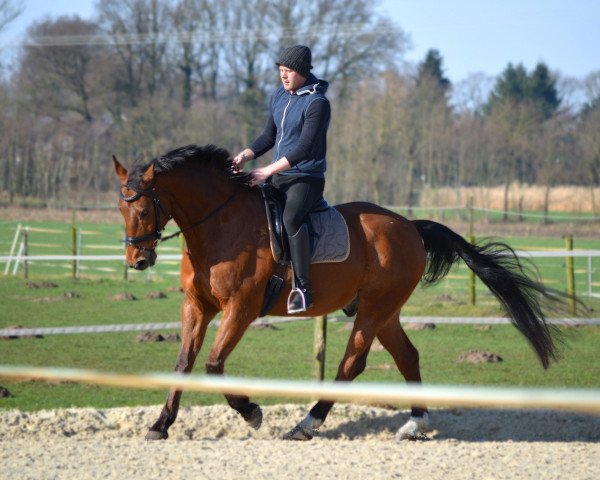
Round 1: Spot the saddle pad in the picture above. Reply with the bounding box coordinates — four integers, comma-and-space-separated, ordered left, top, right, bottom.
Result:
309, 207, 350, 264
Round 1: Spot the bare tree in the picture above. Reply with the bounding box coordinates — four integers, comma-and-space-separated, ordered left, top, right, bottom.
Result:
97, 0, 173, 108
578, 102, 600, 214
452, 72, 495, 114
221, 0, 273, 144
536, 112, 574, 222
169, 0, 222, 107
270, 0, 408, 100
19, 17, 106, 122
327, 71, 413, 205
0, 0, 21, 33
485, 100, 543, 218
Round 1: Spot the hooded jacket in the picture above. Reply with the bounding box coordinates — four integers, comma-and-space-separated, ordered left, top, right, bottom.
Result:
250, 73, 330, 178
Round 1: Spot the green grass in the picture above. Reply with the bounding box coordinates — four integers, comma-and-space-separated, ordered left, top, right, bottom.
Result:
1, 276, 599, 411
1, 218, 599, 411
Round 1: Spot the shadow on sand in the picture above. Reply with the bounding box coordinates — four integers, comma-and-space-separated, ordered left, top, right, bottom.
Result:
320, 408, 600, 443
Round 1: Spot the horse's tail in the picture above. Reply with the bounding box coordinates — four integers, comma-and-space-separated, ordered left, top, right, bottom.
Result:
412, 219, 564, 369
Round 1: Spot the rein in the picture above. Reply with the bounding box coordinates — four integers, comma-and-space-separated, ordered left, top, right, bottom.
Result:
120, 186, 240, 251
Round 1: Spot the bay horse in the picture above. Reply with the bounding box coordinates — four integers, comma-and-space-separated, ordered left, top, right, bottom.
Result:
113, 144, 561, 441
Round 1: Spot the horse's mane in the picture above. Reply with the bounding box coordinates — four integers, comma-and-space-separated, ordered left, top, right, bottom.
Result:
127, 144, 253, 191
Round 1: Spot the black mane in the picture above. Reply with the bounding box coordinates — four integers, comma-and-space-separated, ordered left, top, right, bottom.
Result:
127, 144, 253, 191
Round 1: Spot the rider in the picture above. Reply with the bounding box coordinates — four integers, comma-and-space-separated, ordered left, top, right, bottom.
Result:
233, 45, 331, 314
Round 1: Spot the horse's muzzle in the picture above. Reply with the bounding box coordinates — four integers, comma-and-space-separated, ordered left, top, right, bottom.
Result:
131, 250, 157, 270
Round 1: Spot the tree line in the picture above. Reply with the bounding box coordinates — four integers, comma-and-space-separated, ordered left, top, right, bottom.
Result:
0, 0, 598, 212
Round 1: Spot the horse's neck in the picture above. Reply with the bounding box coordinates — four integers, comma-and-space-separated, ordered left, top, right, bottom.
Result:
159, 172, 262, 254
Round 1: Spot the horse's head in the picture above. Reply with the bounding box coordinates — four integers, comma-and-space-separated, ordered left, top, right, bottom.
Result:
113, 156, 170, 270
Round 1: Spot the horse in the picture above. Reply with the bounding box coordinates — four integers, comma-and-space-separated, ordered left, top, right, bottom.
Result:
113, 144, 562, 441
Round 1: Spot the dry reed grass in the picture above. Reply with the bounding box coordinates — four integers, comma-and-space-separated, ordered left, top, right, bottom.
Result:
421, 184, 599, 213
1, 185, 598, 238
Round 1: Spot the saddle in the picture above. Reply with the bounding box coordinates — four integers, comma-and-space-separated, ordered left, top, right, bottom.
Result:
258, 184, 350, 317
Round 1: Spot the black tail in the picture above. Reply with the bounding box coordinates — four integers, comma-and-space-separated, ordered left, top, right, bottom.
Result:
413, 219, 565, 369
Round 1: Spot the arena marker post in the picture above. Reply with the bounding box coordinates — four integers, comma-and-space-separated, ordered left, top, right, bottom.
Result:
23, 227, 29, 279
313, 315, 327, 381
71, 226, 77, 279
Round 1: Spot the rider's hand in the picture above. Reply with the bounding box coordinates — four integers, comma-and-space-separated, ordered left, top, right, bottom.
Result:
232, 148, 254, 172
249, 167, 270, 186
249, 157, 291, 186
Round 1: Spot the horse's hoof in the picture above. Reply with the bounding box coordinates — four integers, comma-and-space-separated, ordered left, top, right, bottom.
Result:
282, 424, 317, 441
396, 413, 430, 441
145, 429, 168, 441
397, 430, 430, 441
245, 405, 263, 430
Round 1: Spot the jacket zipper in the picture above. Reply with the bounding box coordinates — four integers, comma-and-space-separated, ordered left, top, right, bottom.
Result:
276, 94, 293, 160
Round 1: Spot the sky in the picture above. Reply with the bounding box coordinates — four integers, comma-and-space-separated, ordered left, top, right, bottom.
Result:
1, 0, 599, 84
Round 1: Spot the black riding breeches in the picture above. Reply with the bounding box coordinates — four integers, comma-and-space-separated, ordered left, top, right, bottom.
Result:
271, 174, 325, 236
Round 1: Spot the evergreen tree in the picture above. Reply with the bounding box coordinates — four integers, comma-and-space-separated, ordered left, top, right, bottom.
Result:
486, 62, 560, 119
529, 63, 560, 119
416, 49, 451, 93
486, 63, 528, 111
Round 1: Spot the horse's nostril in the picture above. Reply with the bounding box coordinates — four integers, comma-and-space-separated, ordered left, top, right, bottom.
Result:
134, 259, 149, 270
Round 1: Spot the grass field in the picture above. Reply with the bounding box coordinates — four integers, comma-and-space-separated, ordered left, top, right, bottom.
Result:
1, 217, 599, 411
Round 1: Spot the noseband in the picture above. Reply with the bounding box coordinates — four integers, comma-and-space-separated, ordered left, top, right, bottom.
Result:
120, 185, 240, 252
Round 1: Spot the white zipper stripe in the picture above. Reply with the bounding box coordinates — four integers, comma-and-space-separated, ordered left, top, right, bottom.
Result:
276, 94, 292, 159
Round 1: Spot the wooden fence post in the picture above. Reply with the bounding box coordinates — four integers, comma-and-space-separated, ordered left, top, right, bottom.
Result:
565, 235, 576, 315
71, 226, 78, 279
313, 315, 327, 381
22, 227, 29, 279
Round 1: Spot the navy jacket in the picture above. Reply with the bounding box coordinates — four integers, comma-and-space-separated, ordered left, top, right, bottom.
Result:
250, 74, 331, 178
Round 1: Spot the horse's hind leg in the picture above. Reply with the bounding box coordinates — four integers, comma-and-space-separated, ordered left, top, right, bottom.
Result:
283, 313, 379, 440
146, 299, 216, 440
376, 316, 430, 440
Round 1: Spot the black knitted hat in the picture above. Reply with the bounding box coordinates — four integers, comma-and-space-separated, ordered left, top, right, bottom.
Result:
276, 45, 312, 78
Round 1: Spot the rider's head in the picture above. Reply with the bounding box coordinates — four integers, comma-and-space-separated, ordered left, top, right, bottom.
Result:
276, 45, 312, 92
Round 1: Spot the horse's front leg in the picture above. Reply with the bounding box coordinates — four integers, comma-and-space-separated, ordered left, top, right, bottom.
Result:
205, 308, 263, 429
146, 297, 217, 440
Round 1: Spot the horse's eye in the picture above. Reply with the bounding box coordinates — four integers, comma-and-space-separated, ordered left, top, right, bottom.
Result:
140, 209, 150, 218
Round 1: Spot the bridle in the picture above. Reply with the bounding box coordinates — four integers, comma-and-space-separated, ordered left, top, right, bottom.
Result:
120, 185, 240, 252
120, 187, 169, 252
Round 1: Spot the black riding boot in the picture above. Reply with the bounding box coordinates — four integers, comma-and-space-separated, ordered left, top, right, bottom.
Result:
287, 223, 313, 314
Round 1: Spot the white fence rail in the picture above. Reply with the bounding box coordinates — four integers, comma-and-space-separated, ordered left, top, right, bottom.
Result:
3, 250, 599, 262
3, 250, 600, 298
1, 316, 600, 338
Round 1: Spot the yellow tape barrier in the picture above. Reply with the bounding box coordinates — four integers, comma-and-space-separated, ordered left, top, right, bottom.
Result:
1, 365, 599, 415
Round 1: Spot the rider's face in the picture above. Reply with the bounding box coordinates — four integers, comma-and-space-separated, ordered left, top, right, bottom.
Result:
279, 67, 306, 93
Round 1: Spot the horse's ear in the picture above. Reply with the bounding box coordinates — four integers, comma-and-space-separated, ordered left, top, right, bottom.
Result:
141, 163, 155, 185
113, 155, 128, 182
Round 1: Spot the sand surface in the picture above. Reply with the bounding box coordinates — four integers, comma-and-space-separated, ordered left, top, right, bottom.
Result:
1, 403, 599, 479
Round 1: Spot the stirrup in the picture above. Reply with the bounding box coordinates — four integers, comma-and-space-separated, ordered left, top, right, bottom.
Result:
287, 288, 312, 314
